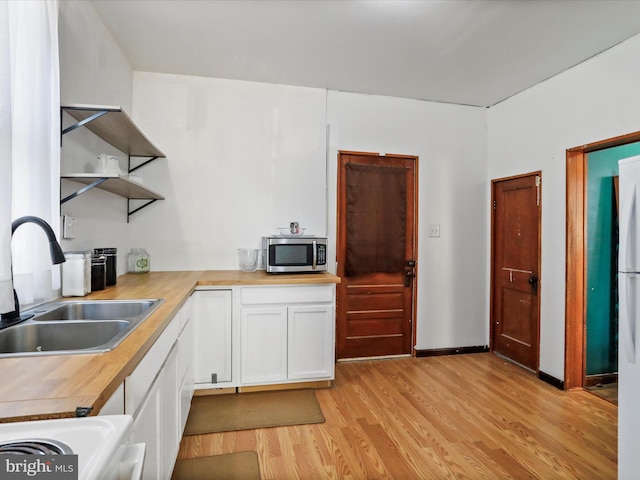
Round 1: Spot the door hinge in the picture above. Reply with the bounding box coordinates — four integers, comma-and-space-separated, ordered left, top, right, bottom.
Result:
493, 200, 496, 211
535, 175, 541, 206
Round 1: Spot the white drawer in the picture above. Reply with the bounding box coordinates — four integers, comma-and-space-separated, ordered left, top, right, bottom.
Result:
240, 284, 334, 305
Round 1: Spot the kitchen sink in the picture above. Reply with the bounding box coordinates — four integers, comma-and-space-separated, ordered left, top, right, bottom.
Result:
30, 299, 160, 322
0, 320, 131, 354
0, 298, 164, 357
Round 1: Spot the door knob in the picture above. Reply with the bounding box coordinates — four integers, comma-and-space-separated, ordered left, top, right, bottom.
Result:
528, 275, 538, 287
404, 270, 415, 287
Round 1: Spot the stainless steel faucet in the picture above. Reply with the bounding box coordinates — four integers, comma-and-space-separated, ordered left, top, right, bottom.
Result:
1, 216, 66, 326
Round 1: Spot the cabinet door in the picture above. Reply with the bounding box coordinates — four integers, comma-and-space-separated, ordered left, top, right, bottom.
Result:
193, 290, 232, 384
132, 377, 161, 480
178, 314, 195, 436
288, 305, 335, 380
160, 344, 180, 479
241, 307, 288, 384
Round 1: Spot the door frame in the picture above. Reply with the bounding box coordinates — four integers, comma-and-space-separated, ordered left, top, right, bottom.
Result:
335, 150, 419, 356
565, 131, 640, 389
490, 171, 542, 369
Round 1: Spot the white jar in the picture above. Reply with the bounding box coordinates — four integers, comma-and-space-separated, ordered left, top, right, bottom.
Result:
62, 251, 90, 296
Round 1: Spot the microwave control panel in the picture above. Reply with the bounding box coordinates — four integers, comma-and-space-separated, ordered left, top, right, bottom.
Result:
318, 245, 326, 265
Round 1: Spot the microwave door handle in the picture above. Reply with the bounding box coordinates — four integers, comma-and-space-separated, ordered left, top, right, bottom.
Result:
312, 240, 317, 270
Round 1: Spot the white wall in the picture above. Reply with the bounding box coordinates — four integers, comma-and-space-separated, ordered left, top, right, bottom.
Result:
58, 0, 134, 276
327, 92, 487, 350
130, 72, 328, 270
487, 33, 640, 379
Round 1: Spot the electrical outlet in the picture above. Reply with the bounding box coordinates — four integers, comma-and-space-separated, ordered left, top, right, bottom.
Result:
62, 215, 76, 239
428, 224, 440, 238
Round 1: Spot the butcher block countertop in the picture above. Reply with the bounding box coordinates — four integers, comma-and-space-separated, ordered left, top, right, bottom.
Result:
198, 269, 341, 285
0, 270, 340, 423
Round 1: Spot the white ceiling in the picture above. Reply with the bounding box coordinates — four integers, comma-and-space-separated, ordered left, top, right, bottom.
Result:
90, 0, 640, 108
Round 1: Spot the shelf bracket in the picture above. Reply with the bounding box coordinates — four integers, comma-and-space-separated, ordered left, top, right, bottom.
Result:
61, 109, 112, 136
60, 177, 109, 204
128, 156, 160, 173
127, 198, 159, 223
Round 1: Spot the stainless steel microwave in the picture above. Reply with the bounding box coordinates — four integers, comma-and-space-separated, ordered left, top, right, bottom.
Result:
262, 236, 328, 273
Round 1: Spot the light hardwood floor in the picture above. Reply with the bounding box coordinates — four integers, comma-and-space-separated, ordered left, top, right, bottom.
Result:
177, 353, 617, 479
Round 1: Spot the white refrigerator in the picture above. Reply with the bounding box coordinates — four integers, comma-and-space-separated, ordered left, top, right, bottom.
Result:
619, 155, 640, 479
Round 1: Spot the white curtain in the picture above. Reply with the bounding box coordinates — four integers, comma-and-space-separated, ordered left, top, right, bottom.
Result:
0, 0, 60, 314
0, 2, 13, 313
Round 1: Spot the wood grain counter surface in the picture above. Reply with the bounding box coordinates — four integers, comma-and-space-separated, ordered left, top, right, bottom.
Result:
0, 270, 340, 423
198, 270, 341, 285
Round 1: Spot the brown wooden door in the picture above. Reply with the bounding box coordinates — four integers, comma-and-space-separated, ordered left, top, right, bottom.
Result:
336, 151, 416, 359
491, 172, 541, 371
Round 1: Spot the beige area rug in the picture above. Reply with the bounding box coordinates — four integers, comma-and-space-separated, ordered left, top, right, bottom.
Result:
172, 451, 260, 480
183, 389, 325, 435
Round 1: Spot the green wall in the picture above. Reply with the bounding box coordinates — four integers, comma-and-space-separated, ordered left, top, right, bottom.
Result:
587, 143, 640, 375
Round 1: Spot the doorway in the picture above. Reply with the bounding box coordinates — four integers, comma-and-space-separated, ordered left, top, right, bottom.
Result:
490, 172, 542, 371
566, 136, 640, 395
335, 151, 417, 359
566, 132, 640, 390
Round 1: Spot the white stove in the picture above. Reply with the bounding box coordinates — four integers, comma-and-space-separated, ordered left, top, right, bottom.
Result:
0, 415, 144, 479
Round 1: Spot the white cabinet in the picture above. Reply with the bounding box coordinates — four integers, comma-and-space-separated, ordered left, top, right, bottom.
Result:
288, 305, 334, 380
240, 285, 335, 386
130, 345, 179, 480
192, 289, 233, 386
131, 373, 161, 480
126, 297, 194, 480
159, 344, 180, 477
240, 306, 288, 383
192, 283, 335, 389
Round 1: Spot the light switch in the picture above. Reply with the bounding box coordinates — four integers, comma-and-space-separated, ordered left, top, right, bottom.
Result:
62, 215, 76, 239
428, 224, 440, 238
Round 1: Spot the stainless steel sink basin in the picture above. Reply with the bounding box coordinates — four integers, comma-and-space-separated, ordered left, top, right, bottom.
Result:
30, 299, 159, 322
0, 320, 131, 354
0, 298, 163, 357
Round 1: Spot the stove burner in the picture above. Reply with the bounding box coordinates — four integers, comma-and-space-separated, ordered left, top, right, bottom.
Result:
0, 438, 73, 455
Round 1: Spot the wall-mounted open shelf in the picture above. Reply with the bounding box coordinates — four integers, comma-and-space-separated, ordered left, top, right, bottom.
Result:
61, 173, 164, 199
61, 104, 165, 158
60, 104, 166, 220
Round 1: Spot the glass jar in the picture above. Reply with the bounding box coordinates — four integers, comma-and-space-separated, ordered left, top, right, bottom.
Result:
127, 248, 150, 273
238, 248, 259, 272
